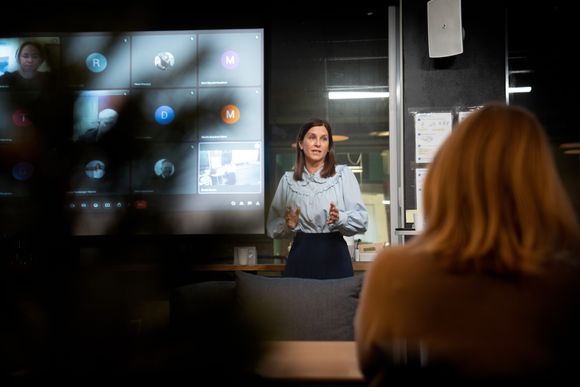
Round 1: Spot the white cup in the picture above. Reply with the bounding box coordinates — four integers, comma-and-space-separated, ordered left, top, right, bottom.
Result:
235, 246, 257, 265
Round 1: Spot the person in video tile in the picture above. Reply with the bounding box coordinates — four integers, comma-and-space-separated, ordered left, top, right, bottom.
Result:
77, 108, 118, 143
0, 41, 50, 90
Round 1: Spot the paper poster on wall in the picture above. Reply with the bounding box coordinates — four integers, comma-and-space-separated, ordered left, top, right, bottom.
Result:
415, 167, 428, 231
414, 112, 452, 163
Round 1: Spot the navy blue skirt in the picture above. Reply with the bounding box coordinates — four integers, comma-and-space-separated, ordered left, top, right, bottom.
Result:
282, 232, 354, 279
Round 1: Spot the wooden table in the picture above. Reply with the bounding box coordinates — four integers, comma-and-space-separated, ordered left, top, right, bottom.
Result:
256, 341, 365, 383
191, 262, 372, 272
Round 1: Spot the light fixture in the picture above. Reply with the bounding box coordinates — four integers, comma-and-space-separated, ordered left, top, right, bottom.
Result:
348, 165, 363, 174
328, 91, 389, 100
507, 86, 532, 94
560, 142, 580, 155
369, 131, 390, 137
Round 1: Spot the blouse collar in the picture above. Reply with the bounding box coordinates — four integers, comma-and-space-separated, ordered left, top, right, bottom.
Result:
304, 163, 324, 177
286, 165, 345, 194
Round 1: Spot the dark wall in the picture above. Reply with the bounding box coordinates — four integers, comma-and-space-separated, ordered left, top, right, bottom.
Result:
402, 0, 507, 214
0, 2, 268, 33
507, 1, 580, 215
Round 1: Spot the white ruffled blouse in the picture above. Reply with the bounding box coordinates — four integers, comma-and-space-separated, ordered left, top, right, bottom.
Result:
267, 165, 368, 238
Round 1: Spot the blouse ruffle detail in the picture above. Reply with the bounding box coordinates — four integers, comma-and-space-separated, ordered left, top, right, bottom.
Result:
283, 165, 348, 196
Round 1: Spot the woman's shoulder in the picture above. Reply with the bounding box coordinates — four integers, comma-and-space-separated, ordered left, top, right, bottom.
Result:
334, 164, 351, 176
0, 71, 16, 82
281, 171, 295, 184
370, 245, 412, 271
543, 253, 580, 282
279, 171, 301, 191
335, 165, 361, 183
362, 247, 418, 291
0, 71, 52, 89
376, 244, 412, 258
369, 245, 435, 276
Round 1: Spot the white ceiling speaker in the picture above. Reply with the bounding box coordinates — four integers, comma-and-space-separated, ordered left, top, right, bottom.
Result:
427, 0, 464, 58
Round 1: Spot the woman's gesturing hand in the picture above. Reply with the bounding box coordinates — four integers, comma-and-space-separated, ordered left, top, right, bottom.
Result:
327, 202, 339, 224
286, 207, 301, 229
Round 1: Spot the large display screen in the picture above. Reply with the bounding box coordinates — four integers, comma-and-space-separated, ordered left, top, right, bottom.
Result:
0, 29, 265, 235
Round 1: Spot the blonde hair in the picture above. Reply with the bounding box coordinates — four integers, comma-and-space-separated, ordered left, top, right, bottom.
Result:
414, 103, 580, 274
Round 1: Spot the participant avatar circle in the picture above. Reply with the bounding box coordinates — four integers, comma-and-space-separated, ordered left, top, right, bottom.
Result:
154, 105, 175, 125
12, 162, 34, 181
12, 109, 32, 127
154, 159, 175, 178
85, 160, 106, 179
220, 104, 240, 124
154, 51, 175, 71
221, 50, 240, 70
86, 52, 108, 73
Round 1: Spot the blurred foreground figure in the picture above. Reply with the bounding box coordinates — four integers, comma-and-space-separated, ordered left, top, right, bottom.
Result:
355, 103, 580, 386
